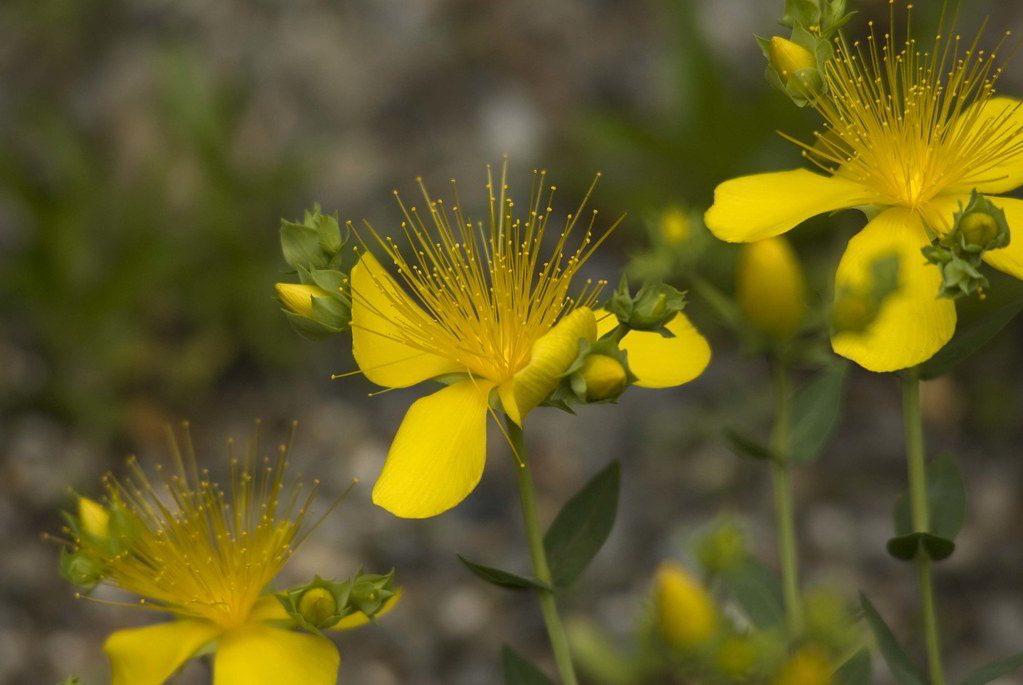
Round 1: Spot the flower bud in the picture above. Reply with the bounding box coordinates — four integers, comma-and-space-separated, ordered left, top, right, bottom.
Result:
654, 562, 716, 651
736, 237, 806, 341
608, 276, 686, 334
276, 283, 331, 320
960, 212, 999, 247
659, 207, 690, 245
715, 636, 757, 678
767, 36, 816, 84
696, 519, 746, 574
297, 587, 338, 627
280, 204, 345, 271
579, 354, 628, 402
78, 497, 110, 540
772, 646, 833, 685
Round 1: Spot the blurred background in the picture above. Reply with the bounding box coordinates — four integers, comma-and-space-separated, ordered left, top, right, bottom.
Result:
4, 0, 1023, 683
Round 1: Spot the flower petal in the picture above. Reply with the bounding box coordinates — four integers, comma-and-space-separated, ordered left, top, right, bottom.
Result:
105, 620, 222, 685
947, 97, 1023, 196
615, 313, 711, 388
372, 378, 495, 518
247, 595, 291, 623
831, 208, 956, 371
350, 252, 462, 388
330, 588, 402, 631
705, 169, 872, 242
214, 624, 339, 685
502, 307, 597, 425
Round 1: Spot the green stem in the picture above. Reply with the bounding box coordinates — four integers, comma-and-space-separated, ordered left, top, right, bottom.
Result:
771, 359, 803, 635
902, 368, 945, 685
508, 421, 579, 685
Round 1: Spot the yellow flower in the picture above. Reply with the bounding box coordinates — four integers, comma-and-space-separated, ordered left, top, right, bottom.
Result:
736, 237, 807, 340
773, 646, 833, 685
64, 429, 394, 685
706, 10, 1023, 371
349, 164, 711, 518
653, 561, 716, 651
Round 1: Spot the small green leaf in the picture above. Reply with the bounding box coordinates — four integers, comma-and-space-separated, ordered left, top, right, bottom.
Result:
723, 428, 777, 462
502, 645, 556, 685
457, 556, 551, 592
893, 453, 967, 542
959, 650, 1023, 685
919, 298, 1023, 379
885, 532, 956, 562
859, 593, 927, 685
790, 363, 847, 463
836, 648, 872, 685
722, 560, 785, 629
543, 461, 620, 587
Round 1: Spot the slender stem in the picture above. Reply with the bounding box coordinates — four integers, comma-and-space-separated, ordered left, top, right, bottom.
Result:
770, 359, 803, 635
902, 368, 945, 685
508, 421, 579, 685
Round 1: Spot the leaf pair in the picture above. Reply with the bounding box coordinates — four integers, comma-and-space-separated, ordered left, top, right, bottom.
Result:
886, 453, 966, 563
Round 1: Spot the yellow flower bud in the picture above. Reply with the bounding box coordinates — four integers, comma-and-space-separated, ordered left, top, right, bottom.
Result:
654, 562, 716, 651
78, 497, 110, 540
959, 211, 999, 246
768, 36, 817, 83
660, 207, 690, 245
736, 237, 807, 340
297, 587, 338, 626
276, 282, 331, 320
773, 646, 833, 685
580, 354, 628, 402
715, 636, 756, 677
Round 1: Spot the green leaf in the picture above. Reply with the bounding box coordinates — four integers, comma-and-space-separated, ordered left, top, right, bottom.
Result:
859, 593, 927, 685
543, 461, 620, 587
723, 428, 777, 462
457, 556, 552, 592
885, 532, 956, 562
790, 363, 847, 463
959, 650, 1023, 685
722, 560, 785, 628
502, 645, 555, 685
836, 648, 872, 685
919, 298, 1023, 379
893, 453, 967, 542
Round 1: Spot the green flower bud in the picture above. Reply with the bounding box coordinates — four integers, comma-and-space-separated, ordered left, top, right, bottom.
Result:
297, 587, 338, 627
59, 546, 104, 590
607, 275, 686, 334
578, 355, 628, 402
960, 212, 999, 247
715, 635, 757, 678
696, 519, 746, 574
767, 36, 816, 84
279, 204, 345, 272
350, 570, 398, 617
276, 283, 331, 321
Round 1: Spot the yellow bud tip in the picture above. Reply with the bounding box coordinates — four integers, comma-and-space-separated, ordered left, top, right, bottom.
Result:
659, 207, 690, 245
654, 562, 716, 651
580, 355, 628, 402
768, 36, 817, 83
736, 237, 807, 341
960, 212, 999, 246
773, 646, 833, 685
275, 282, 330, 319
297, 587, 338, 626
77, 497, 110, 540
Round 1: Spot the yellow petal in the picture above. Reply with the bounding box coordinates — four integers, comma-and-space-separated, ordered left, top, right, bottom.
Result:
831, 208, 956, 372
372, 379, 495, 518
105, 620, 222, 685
331, 588, 403, 631
502, 307, 597, 424
247, 595, 291, 623
350, 252, 462, 388
609, 312, 711, 388
78, 496, 110, 540
275, 282, 330, 319
705, 169, 872, 242
947, 97, 1023, 196
214, 624, 339, 685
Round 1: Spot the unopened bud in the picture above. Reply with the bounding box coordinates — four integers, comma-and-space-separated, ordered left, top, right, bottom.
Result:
579, 355, 628, 402
736, 237, 806, 341
654, 562, 716, 651
660, 207, 690, 245
78, 497, 110, 540
768, 36, 816, 84
276, 283, 331, 320
772, 646, 833, 685
959, 211, 999, 248
298, 587, 338, 627
715, 636, 756, 678
696, 519, 746, 574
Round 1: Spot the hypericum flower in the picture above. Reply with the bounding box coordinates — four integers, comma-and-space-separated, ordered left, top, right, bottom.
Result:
348, 163, 710, 518
706, 8, 1023, 371
58, 425, 394, 685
